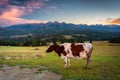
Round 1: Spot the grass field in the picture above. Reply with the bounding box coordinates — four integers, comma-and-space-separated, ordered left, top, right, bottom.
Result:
0, 42, 120, 80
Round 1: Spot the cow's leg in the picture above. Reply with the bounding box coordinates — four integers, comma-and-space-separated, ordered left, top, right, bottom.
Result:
84, 53, 92, 69
85, 57, 90, 68
63, 57, 68, 68
67, 58, 71, 67
84, 47, 93, 69
88, 57, 92, 68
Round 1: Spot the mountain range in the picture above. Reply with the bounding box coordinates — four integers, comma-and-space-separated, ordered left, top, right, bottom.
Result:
0, 22, 120, 40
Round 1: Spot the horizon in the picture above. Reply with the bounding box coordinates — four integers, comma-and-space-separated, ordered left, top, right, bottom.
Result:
1, 21, 120, 27
0, 0, 120, 27
1, 21, 120, 28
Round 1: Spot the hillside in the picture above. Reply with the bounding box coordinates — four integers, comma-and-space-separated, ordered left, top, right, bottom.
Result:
0, 22, 120, 40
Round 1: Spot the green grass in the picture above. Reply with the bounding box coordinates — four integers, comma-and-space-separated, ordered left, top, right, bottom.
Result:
0, 42, 120, 80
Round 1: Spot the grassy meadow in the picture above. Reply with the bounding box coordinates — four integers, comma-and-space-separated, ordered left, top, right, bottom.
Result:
0, 41, 120, 80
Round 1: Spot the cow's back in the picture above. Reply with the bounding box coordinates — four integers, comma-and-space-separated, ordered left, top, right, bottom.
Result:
83, 43, 93, 53
60, 43, 93, 58
60, 43, 71, 51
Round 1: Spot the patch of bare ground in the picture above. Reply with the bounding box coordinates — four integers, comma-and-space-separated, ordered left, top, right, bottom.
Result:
0, 65, 62, 80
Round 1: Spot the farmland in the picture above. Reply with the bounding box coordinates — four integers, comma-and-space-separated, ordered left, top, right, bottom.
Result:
0, 41, 120, 80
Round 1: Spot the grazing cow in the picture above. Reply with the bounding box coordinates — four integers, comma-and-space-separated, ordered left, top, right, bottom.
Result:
46, 43, 93, 68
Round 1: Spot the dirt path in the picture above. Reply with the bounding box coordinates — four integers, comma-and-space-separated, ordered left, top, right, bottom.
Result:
0, 65, 62, 80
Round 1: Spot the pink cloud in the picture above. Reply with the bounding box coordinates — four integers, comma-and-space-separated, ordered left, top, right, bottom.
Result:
106, 18, 120, 25
0, 17, 48, 27
0, 1, 47, 27
0, 6, 25, 19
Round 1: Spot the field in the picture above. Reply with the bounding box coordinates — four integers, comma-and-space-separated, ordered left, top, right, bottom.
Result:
0, 41, 120, 80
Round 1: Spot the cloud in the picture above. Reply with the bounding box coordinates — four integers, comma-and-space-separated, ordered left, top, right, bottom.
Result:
26, 1, 43, 8
8, 0, 44, 8
0, 6, 25, 18
0, 0, 9, 5
0, 6, 48, 26
0, 0, 48, 27
106, 18, 120, 25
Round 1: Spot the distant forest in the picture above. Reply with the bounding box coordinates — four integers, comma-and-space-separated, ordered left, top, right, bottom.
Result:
0, 34, 120, 46
0, 34, 84, 46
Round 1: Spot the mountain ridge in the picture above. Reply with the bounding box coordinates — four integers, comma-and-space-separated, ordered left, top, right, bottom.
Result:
0, 22, 120, 40
5, 22, 120, 32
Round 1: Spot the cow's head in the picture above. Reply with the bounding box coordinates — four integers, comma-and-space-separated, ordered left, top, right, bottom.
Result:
46, 43, 65, 56
46, 42, 57, 52
46, 44, 55, 52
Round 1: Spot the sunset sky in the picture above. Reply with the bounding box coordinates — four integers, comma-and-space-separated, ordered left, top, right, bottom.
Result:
0, 0, 120, 27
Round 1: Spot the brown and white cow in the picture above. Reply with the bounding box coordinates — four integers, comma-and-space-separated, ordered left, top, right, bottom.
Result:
46, 43, 93, 68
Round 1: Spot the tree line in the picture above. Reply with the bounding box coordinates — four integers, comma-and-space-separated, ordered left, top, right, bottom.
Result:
0, 34, 119, 46
109, 37, 120, 43
0, 35, 84, 46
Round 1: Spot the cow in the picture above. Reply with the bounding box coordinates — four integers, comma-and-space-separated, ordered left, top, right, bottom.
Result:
46, 42, 93, 68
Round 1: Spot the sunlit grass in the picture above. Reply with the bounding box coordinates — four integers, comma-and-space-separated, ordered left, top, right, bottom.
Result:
0, 46, 47, 53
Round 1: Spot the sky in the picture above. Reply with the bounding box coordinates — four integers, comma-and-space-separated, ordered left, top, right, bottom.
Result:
0, 0, 120, 27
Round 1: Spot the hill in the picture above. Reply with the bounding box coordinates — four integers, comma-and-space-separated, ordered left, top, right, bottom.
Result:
0, 22, 120, 40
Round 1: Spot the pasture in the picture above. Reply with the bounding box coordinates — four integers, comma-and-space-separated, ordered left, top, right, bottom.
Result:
0, 41, 120, 80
